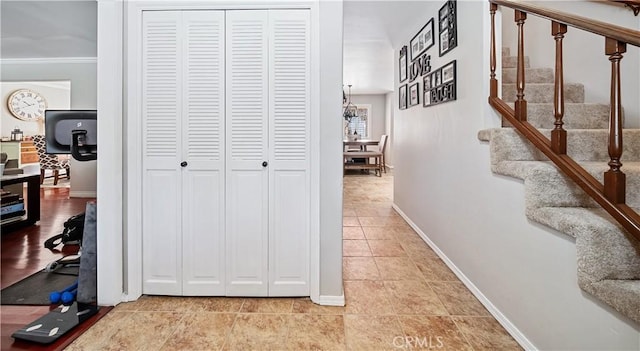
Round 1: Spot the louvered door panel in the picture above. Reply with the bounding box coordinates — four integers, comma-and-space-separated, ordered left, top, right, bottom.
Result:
225, 10, 269, 296
268, 10, 311, 296
181, 11, 226, 295
142, 10, 182, 295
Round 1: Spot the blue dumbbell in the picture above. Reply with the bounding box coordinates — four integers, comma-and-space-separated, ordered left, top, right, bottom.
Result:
49, 281, 78, 304
61, 288, 77, 305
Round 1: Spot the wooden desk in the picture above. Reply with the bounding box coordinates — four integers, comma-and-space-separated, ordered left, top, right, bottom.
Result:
1, 173, 40, 232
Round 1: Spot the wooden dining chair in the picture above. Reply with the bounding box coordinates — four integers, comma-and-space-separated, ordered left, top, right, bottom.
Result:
377, 135, 388, 173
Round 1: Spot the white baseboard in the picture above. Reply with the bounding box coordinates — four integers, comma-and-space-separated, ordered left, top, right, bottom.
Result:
69, 191, 97, 198
392, 204, 537, 351
315, 294, 345, 306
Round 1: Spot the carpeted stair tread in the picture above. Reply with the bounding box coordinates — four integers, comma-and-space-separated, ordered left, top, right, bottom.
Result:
481, 128, 640, 163
514, 103, 611, 129
502, 67, 554, 84
502, 55, 530, 69
492, 160, 550, 180
502, 83, 585, 103
477, 129, 491, 142
579, 279, 640, 324
525, 161, 640, 209
529, 206, 639, 242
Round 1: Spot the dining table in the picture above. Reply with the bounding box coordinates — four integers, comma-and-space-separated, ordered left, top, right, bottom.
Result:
343, 138, 382, 176
343, 139, 379, 151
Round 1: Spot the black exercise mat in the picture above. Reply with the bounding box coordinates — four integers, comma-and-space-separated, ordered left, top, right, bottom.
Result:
12, 302, 99, 344
1, 267, 79, 305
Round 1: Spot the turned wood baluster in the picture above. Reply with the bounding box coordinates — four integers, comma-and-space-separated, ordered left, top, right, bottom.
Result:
604, 38, 627, 204
490, 3, 498, 98
514, 10, 527, 121
551, 22, 567, 154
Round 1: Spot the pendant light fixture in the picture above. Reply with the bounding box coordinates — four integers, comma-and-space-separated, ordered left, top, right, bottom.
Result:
343, 84, 358, 120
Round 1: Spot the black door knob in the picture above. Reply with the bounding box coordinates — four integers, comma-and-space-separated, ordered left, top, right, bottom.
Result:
262, 161, 268, 167
180, 161, 188, 167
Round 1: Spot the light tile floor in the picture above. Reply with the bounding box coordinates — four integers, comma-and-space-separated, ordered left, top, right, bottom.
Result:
68, 170, 521, 350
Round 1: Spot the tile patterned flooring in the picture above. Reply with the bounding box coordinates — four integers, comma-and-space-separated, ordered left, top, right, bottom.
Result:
68, 171, 521, 350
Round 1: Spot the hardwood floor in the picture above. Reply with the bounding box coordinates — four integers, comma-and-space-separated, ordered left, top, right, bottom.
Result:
1, 187, 110, 351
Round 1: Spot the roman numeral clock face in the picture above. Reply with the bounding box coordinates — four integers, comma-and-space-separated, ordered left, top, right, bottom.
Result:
7, 89, 48, 121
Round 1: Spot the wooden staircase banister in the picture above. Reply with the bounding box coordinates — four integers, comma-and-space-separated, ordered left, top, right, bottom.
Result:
490, 0, 640, 47
489, 96, 640, 238
609, 0, 640, 16
488, 0, 640, 241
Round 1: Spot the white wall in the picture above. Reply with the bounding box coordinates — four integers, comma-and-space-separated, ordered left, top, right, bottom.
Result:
501, 2, 640, 127
393, 1, 640, 349
318, 0, 345, 300
0, 61, 97, 196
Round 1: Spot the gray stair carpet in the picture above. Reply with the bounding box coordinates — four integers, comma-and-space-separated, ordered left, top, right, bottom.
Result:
477, 48, 640, 324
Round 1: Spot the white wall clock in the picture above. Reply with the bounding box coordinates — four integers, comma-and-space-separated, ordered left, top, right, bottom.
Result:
7, 89, 48, 121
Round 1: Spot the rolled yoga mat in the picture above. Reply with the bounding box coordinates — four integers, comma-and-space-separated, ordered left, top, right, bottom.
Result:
77, 201, 97, 304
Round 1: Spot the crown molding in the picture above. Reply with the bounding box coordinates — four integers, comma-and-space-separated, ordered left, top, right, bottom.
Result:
0, 57, 97, 65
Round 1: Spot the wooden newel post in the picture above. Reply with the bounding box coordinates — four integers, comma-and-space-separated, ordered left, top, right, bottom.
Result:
514, 10, 527, 121
489, 3, 498, 98
551, 22, 567, 154
604, 37, 626, 204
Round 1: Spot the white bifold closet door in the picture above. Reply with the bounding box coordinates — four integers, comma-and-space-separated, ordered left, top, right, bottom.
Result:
224, 10, 270, 296
266, 10, 311, 296
142, 10, 226, 296
142, 9, 309, 297
225, 10, 310, 297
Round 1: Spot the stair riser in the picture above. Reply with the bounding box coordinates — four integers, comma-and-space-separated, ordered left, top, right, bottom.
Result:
502, 68, 554, 84
489, 129, 640, 163
502, 47, 510, 57
521, 103, 610, 129
502, 83, 584, 103
524, 164, 640, 208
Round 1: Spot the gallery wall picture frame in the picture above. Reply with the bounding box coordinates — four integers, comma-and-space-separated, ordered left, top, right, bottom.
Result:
399, 84, 408, 110
438, 0, 458, 57
399, 46, 408, 83
409, 82, 420, 107
410, 18, 434, 62
423, 60, 456, 107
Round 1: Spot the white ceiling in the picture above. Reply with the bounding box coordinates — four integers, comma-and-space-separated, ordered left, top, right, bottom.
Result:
1, 1, 97, 59
0, 0, 431, 96
343, 0, 432, 95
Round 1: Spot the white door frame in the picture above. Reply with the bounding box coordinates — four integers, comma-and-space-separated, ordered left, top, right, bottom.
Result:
97, 0, 320, 304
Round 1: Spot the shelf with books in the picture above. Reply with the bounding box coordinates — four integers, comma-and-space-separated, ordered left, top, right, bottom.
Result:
1, 173, 40, 232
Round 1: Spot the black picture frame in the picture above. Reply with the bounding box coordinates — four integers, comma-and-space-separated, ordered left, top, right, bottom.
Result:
438, 0, 457, 57
409, 82, 420, 107
410, 18, 434, 62
399, 84, 408, 110
424, 60, 456, 107
399, 46, 408, 83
